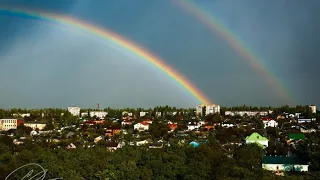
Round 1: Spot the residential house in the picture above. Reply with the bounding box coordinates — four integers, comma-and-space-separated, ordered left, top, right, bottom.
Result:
106, 142, 124, 151
94, 136, 103, 143
203, 124, 215, 131
299, 125, 316, 133
245, 132, 269, 147
168, 123, 178, 132
297, 118, 316, 123
221, 122, 235, 128
122, 111, 133, 117
198, 121, 205, 126
143, 119, 153, 124
121, 120, 134, 126
140, 111, 147, 117
134, 122, 149, 131
13, 139, 24, 145
149, 142, 163, 149
262, 156, 309, 172
106, 126, 121, 137
136, 139, 152, 146
94, 120, 105, 124
66, 143, 76, 150
261, 118, 278, 128
187, 122, 200, 131
30, 130, 38, 136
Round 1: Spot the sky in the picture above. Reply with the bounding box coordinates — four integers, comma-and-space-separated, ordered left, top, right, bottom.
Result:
0, 0, 319, 109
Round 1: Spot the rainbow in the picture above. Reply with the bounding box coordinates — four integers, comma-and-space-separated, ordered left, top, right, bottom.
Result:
174, 0, 296, 105
0, 7, 213, 105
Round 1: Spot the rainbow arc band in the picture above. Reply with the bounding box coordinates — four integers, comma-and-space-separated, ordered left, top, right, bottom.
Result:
174, 0, 296, 105
0, 7, 213, 105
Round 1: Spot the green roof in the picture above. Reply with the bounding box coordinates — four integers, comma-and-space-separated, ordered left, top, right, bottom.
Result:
288, 133, 305, 141
245, 132, 268, 141
262, 156, 308, 165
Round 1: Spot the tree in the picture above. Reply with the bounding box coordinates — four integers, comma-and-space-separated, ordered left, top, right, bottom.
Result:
234, 143, 265, 169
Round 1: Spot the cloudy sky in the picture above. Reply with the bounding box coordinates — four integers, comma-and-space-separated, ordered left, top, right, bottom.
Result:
0, 0, 319, 109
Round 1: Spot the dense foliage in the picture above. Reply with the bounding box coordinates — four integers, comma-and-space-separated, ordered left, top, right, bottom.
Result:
0, 137, 314, 180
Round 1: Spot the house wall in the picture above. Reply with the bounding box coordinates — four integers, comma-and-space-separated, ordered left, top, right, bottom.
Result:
0, 119, 18, 131
263, 120, 278, 128
134, 124, 149, 131
90, 111, 108, 119
187, 125, 200, 131
262, 163, 309, 172
24, 123, 46, 130
68, 107, 81, 116
246, 140, 268, 147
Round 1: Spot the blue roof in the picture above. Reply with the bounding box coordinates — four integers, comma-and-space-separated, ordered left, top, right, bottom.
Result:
190, 141, 200, 147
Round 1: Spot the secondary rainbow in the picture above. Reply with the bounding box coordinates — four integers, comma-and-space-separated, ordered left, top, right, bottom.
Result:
0, 7, 213, 105
174, 0, 296, 105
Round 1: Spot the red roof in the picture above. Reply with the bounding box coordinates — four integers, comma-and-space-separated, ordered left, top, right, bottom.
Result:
168, 124, 178, 130
17, 119, 24, 126
86, 120, 96, 124
261, 118, 274, 121
140, 122, 149, 126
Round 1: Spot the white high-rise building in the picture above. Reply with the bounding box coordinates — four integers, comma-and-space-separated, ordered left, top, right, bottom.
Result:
68, 107, 81, 116
196, 104, 220, 116
205, 104, 220, 115
310, 105, 317, 114
196, 105, 205, 116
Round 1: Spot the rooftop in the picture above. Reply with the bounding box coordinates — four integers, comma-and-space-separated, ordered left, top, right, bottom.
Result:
288, 133, 305, 141
262, 156, 308, 165
245, 132, 268, 141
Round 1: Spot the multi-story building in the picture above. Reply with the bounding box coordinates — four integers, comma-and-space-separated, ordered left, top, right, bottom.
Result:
205, 104, 220, 115
0, 118, 24, 131
196, 105, 205, 116
196, 104, 220, 116
309, 105, 317, 114
225, 111, 270, 117
68, 106, 81, 116
90, 111, 108, 119
24, 122, 47, 130
13, 113, 31, 118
